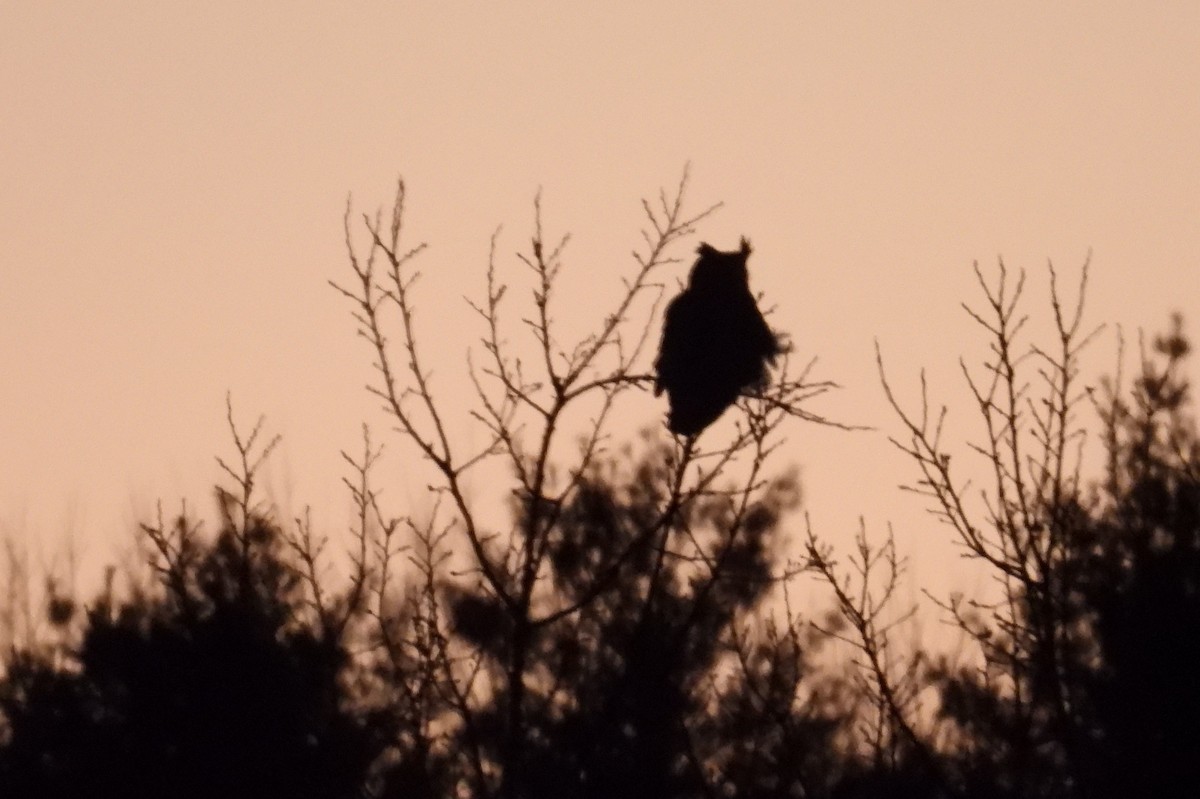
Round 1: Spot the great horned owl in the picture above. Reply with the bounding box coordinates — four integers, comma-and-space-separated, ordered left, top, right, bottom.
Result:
654, 238, 781, 436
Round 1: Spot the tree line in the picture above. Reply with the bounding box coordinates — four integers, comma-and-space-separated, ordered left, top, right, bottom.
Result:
1, 172, 1196, 798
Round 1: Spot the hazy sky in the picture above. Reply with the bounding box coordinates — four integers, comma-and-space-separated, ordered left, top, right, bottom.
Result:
3, 4, 1198, 593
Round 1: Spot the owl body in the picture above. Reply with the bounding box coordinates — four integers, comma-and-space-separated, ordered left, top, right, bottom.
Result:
654, 238, 780, 436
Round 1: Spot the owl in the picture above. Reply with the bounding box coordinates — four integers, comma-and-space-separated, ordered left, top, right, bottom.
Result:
654, 238, 781, 436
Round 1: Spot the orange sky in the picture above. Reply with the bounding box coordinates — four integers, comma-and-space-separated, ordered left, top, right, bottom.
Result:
2, 4, 1198, 597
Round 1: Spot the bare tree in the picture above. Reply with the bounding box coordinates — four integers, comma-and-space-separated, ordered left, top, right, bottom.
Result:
331, 167, 842, 797
805, 258, 1105, 798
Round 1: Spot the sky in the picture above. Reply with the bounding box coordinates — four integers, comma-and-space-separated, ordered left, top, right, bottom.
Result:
2, 4, 1198, 598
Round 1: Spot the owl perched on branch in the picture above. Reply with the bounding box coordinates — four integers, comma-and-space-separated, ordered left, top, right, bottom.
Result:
654, 238, 782, 436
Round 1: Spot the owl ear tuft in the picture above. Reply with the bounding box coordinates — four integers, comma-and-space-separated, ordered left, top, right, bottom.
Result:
739, 237, 753, 256
697, 242, 717, 256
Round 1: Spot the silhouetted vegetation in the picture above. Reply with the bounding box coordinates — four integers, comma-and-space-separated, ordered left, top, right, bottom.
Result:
810, 265, 1200, 799
1, 173, 1196, 797
0, 495, 390, 798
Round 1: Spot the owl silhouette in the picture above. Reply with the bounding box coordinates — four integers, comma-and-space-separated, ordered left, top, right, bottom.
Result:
654, 238, 781, 436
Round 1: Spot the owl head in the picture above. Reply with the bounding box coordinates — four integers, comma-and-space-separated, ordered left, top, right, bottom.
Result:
689, 238, 752, 291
